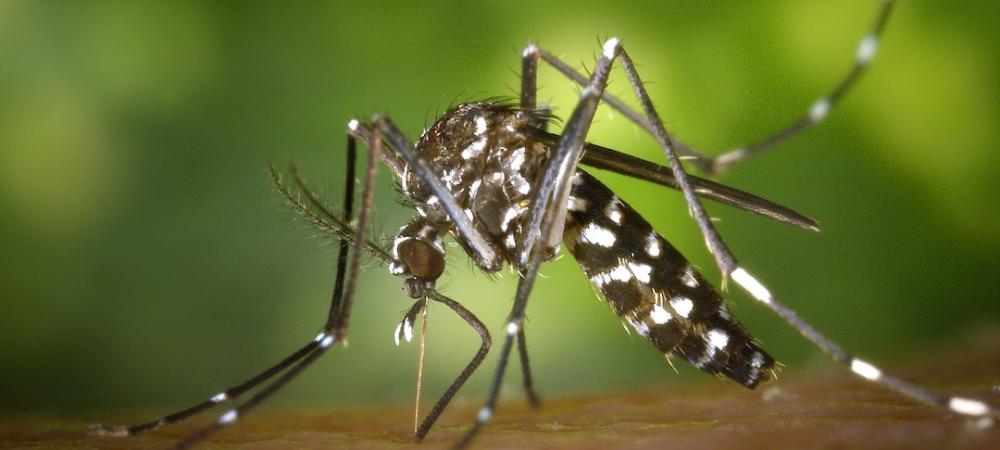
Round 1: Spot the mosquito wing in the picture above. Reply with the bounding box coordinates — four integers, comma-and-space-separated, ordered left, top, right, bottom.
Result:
524, 128, 818, 231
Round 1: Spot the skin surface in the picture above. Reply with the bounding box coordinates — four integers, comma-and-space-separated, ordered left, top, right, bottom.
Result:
7, 329, 999, 450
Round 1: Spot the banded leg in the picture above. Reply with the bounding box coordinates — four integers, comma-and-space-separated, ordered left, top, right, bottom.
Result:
526, 36, 821, 232
172, 119, 380, 449
523, 0, 895, 175
456, 36, 623, 449
89, 132, 367, 440
525, 35, 743, 283
610, 37, 999, 427
294, 164, 498, 441
515, 49, 544, 410
730, 268, 999, 422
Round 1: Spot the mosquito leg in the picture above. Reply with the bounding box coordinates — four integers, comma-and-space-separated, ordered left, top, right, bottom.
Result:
172, 121, 380, 448
328, 117, 380, 340
412, 290, 492, 441
174, 332, 336, 450
519, 38, 620, 266
520, 43, 539, 110
729, 268, 999, 422
326, 132, 357, 327
521, 128, 821, 231
516, 328, 542, 408
516, 43, 545, 410
606, 37, 995, 424
709, 0, 895, 174
616, 45, 739, 281
455, 37, 623, 450
530, 44, 709, 166
88, 340, 322, 437
90, 127, 368, 439
532, 0, 895, 175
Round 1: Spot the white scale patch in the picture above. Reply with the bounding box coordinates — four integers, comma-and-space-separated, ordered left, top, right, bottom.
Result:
508, 147, 526, 171
389, 236, 411, 275
645, 232, 661, 257
219, 409, 238, 425
670, 296, 694, 318
461, 138, 488, 160
681, 267, 698, 288
693, 329, 730, 369
511, 174, 531, 195
391, 236, 409, 259
856, 34, 878, 64
809, 98, 831, 123
732, 267, 772, 304
475, 115, 488, 135
590, 263, 632, 287
604, 197, 623, 224
211, 392, 227, 403
603, 37, 620, 59
477, 407, 493, 423
393, 319, 414, 346
850, 358, 882, 381
504, 233, 516, 249
567, 195, 588, 212
579, 223, 617, 247
608, 264, 633, 283
468, 179, 482, 198
628, 317, 650, 336
442, 168, 461, 187
627, 261, 652, 284
748, 351, 766, 381
501, 205, 524, 232
707, 329, 729, 350
949, 397, 990, 416
403, 319, 414, 342
650, 304, 672, 325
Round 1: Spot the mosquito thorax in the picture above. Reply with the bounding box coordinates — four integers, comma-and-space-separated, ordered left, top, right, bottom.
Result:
397, 101, 552, 271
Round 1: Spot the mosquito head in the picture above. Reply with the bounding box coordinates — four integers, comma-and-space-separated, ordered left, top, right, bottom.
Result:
397, 238, 445, 299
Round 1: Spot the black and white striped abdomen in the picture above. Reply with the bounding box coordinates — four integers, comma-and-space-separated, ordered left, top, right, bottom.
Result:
564, 170, 774, 388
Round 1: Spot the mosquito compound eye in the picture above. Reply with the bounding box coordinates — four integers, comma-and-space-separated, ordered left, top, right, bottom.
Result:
397, 238, 445, 282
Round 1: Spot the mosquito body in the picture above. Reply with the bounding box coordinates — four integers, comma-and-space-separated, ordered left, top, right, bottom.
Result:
388, 101, 775, 389
92, 1, 998, 448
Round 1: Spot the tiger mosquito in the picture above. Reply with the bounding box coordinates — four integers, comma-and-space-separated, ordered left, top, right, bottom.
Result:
92, 0, 998, 448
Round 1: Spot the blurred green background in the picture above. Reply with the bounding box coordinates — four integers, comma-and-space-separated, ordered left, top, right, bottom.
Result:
1, 0, 998, 417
